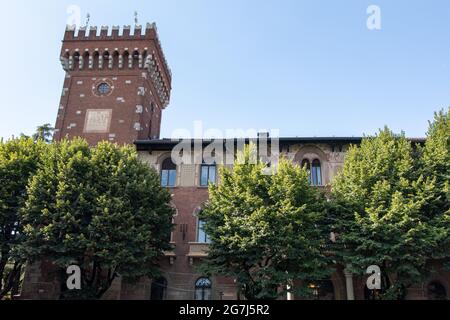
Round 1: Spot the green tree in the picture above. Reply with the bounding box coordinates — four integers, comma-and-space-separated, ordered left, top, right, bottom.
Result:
0, 137, 47, 299
199, 144, 332, 300
32, 123, 54, 143
331, 126, 449, 299
19, 139, 174, 299
416, 109, 450, 260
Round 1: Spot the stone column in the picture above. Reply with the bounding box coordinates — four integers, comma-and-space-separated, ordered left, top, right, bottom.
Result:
286, 281, 294, 300
344, 267, 355, 300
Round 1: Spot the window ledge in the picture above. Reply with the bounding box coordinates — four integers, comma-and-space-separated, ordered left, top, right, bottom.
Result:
187, 242, 209, 258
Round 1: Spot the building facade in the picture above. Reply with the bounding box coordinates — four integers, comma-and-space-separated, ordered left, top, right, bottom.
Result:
20, 23, 449, 300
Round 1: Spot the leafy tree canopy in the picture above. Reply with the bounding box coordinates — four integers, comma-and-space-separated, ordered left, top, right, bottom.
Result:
199, 144, 332, 300
18, 139, 174, 299
32, 124, 54, 143
0, 137, 48, 299
331, 121, 450, 299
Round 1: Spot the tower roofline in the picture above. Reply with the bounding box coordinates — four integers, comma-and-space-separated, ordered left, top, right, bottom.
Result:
63, 23, 171, 80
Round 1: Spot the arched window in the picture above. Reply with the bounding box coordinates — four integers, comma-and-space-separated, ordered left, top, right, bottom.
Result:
103, 51, 110, 62
195, 278, 212, 300
132, 50, 140, 68
197, 218, 211, 243
427, 281, 447, 300
301, 159, 322, 186
161, 158, 176, 187
151, 277, 167, 300
73, 52, 80, 70
200, 162, 216, 187
311, 159, 322, 186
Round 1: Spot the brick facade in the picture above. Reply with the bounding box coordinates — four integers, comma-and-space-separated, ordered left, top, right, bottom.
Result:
19, 23, 449, 300
54, 24, 171, 145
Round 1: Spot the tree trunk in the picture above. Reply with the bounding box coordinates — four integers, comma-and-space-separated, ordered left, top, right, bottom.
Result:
0, 261, 22, 300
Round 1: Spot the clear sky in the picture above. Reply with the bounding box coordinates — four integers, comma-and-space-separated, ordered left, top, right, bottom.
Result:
0, 0, 449, 139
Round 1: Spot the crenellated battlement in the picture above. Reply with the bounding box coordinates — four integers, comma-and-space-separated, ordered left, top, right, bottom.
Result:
60, 22, 171, 107
64, 23, 157, 40
63, 23, 171, 82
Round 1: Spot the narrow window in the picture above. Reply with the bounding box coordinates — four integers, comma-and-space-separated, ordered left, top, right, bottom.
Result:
200, 163, 216, 187
161, 158, 176, 187
311, 159, 322, 186
197, 219, 211, 244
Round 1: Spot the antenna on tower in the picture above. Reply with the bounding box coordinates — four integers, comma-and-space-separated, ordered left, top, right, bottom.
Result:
85, 13, 90, 27
134, 11, 138, 25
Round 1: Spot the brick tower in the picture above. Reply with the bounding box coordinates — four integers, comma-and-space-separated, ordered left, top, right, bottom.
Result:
54, 23, 172, 145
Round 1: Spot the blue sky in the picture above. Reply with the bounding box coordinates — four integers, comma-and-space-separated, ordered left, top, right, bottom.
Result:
0, 0, 449, 139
